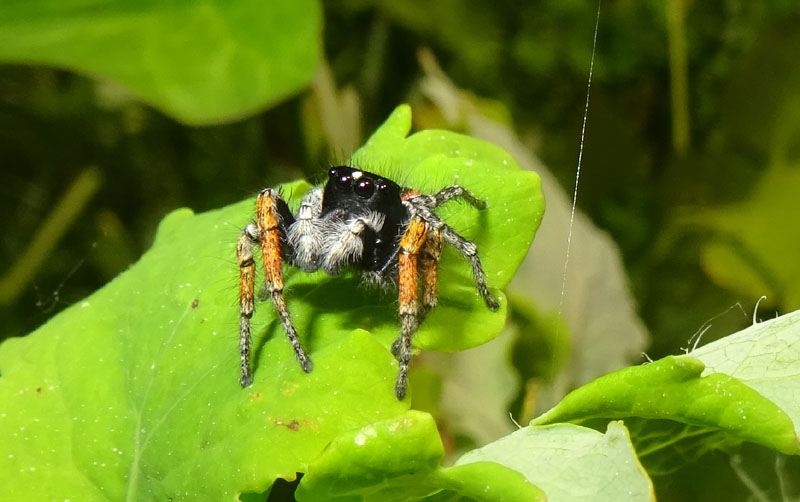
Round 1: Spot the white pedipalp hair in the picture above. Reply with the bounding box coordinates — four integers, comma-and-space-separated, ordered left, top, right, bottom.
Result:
320, 211, 386, 274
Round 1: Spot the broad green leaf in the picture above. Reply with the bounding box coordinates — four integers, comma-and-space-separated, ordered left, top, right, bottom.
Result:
296, 410, 545, 502
455, 422, 654, 502
296, 410, 445, 502
425, 462, 546, 502
691, 310, 800, 442
532, 352, 799, 455
0, 0, 321, 124
0, 106, 542, 500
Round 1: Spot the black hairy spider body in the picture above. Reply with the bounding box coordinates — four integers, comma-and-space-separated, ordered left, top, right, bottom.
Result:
237, 166, 498, 399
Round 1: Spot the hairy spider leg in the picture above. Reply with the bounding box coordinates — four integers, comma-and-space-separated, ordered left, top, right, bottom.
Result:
438, 219, 499, 311
394, 216, 429, 399
406, 187, 499, 311
428, 184, 487, 210
419, 227, 444, 317
237, 225, 258, 387
238, 189, 313, 388
257, 189, 313, 374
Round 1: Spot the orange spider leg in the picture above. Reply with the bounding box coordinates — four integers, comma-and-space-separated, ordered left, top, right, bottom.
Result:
238, 189, 311, 388
394, 216, 428, 399
237, 231, 257, 387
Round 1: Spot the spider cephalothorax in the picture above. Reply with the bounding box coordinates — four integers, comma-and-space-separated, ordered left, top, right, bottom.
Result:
237, 166, 499, 399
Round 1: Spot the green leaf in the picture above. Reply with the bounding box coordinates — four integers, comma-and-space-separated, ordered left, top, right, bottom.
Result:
0, 0, 321, 124
532, 315, 800, 455
296, 410, 445, 502
427, 462, 546, 502
691, 309, 800, 444
455, 422, 653, 502
0, 106, 543, 500
296, 410, 545, 502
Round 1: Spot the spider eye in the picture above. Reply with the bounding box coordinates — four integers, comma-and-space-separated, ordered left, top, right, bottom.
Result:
333, 171, 352, 186
354, 179, 374, 198
328, 168, 338, 178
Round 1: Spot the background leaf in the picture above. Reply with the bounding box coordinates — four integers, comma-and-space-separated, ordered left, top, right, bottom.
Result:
533, 311, 800, 464
0, 0, 321, 124
691, 309, 800, 442
455, 421, 654, 502
677, 163, 800, 312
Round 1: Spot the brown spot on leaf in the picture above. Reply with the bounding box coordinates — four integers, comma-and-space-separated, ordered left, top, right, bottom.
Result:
274, 419, 301, 432
191, 299, 199, 309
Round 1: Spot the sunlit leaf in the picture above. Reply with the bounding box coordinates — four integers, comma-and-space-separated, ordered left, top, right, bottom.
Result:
297, 410, 545, 502
455, 422, 654, 502
533, 312, 800, 456
0, 106, 543, 500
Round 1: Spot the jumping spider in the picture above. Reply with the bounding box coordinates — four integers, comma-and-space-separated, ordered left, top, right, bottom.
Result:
236, 166, 499, 399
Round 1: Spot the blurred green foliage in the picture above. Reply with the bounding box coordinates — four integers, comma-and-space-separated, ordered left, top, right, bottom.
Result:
2, 1, 800, 500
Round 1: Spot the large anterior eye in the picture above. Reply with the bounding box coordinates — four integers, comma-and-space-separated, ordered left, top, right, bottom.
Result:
354, 179, 374, 198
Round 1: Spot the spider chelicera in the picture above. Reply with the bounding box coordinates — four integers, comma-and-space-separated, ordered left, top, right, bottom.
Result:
236, 166, 499, 399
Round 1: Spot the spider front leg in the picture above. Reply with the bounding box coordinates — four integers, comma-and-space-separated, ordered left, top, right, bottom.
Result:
237, 189, 312, 388
407, 191, 500, 312
438, 221, 499, 311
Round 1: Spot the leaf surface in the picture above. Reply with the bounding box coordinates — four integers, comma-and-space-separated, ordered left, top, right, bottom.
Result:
0, 106, 543, 500
296, 410, 545, 502
533, 311, 800, 456
455, 422, 653, 502
691, 310, 800, 442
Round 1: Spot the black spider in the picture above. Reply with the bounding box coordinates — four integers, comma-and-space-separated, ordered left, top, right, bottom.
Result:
237, 166, 499, 399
